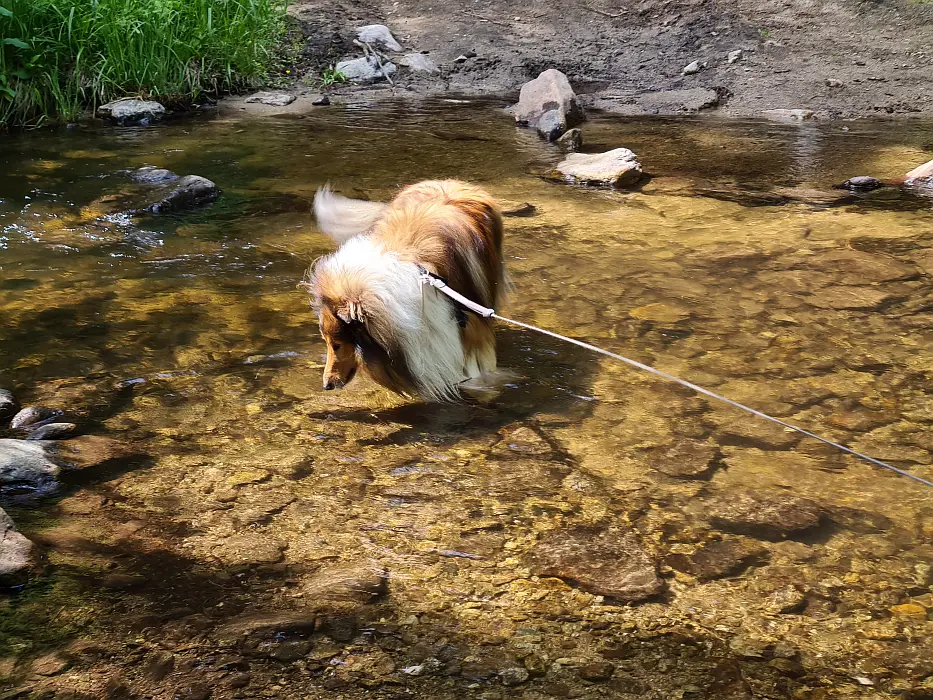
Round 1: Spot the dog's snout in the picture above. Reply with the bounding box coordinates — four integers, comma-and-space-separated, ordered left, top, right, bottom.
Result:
323, 380, 335, 391
323, 377, 345, 391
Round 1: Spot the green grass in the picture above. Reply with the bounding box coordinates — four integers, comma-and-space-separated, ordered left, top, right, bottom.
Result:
318, 64, 346, 88
0, 0, 288, 128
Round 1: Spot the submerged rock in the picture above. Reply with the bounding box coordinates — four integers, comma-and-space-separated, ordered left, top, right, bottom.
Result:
526, 527, 663, 602
651, 440, 717, 478
10, 406, 61, 430
245, 92, 296, 107
26, 423, 77, 440
556, 128, 583, 151
549, 148, 643, 187
98, 98, 166, 126
667, 537, 768, 581
302, 561, 388, 603
513, 69, 585, 140
0, 439, 60, 493
131, 166, 179, 184
0, 390, 18, 421
336, 56, 397, 83
1, 506, 34, 586
215, 611, 318, 641
356, 24, 403, 52
141, 175, 219, 215
705, 489, 822, 540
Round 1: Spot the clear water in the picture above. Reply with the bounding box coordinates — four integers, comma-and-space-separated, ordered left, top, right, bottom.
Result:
1, 102, 933, 698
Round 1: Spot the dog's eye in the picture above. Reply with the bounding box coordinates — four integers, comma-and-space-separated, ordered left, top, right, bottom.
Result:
332, 343, 342, 352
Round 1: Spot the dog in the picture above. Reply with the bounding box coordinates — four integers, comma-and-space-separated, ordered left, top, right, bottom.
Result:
305, 180, 504, 402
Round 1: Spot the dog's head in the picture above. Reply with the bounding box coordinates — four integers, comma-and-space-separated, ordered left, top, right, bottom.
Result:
318, 302, 362, 390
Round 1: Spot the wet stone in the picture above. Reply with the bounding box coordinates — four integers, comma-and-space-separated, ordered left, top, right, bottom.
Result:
499, 667, 530, 686
826, 409, 894, 432
10, 406, 61, 430
0, 390, 18, 421
97, 98, 166, 125
714, 418, 799, 451
805, 286, 896, 311
650, 439, 717, 478
629, 302, 690, 323
302, 561, 387, 603
214, 532, 285, 566
763, 585, 807, 614
265, 639, 312, 662
668, 537, 768, 581
496, 425, 552, 456
141, 175, 219, 215
550, 148, 643, 187
579, 661, 615, 682
45, 435, 133, 470
132, 166, 178, 184
26, 423, 77, 440
31, 652, 70, 676
244, 92, 296, 107
705, 489, 822, 540
1, 507, 34, 586
526, 527, 663, 602
0, 439, 60, 492
215, 611, 317, 641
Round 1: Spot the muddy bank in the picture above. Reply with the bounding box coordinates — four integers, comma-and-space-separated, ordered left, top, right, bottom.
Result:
248, 0, 933, 120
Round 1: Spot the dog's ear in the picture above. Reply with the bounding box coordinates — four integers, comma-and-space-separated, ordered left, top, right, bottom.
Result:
314, 184, 388, 244
336, 299, 366, 325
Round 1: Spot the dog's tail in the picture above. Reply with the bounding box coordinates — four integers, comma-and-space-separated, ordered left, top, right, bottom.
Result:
313, 184, 387, 244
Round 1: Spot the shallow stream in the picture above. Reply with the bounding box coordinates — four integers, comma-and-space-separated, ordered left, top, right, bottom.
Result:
1, 101, 933, 699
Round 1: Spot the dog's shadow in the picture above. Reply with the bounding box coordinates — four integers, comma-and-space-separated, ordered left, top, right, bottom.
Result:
306, 326, 602, 447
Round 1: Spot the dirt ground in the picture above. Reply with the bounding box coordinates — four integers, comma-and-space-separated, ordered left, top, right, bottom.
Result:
270, 0, 933, 119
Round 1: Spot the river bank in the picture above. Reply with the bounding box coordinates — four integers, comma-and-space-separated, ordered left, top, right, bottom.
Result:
266, 0, 933, 120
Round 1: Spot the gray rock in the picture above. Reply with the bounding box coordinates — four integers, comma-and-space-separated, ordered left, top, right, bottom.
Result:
535, 109, 566, 141
142, 175, 219, 215
356, 24, 403, 52
513, 69, 585, 140
501, 201, 537, 217
762, 108, 816, 122
499, 667, 530, 686
0, 506, 34, 586
637, 88, 719, 114
727, 50, 743, 64
0, 390, 18, 421
681, 60, 702, 75
26, 423, 77, 440
579, 662, 615, 682
0, 439, 60, 492
312, 96, 331, 106
557, 128, 583, 151
706, 489, 822, 540
244, 92, 296, 107
526, 527, 663, 602
132, 166, 179, 184
549, 148, 643, 187
826, 78, 844, 88
399, 53, 439, 73
11, 406, 61, 429
97, 98, 166, 126
837, 176, 883, 191
335, 56, 397, 83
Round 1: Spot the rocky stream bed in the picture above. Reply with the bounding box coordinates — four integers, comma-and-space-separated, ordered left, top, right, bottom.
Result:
1, 99, 933, 699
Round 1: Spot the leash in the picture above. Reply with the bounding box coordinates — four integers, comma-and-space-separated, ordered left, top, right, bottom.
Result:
419, 270, 933, 490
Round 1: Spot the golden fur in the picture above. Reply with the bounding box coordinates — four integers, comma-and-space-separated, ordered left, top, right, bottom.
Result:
306, 180, 504, 401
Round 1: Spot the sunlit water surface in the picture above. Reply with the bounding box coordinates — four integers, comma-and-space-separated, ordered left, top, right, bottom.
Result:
1, 101, 933, 699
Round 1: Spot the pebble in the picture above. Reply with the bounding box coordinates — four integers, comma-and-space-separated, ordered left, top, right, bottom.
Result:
579, 661, 615, 682
312, 96, 331, 106
727, 50, 742, 64
245, 92, 296, 107
25, 422, 77, 440
499, 667, 530, 686
681, 60, 702, 75
667, 537, 768, 581
10, 406, 61, 430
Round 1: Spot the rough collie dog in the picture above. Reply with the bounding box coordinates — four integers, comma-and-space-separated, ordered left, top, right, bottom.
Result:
305, 180, 504, 402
